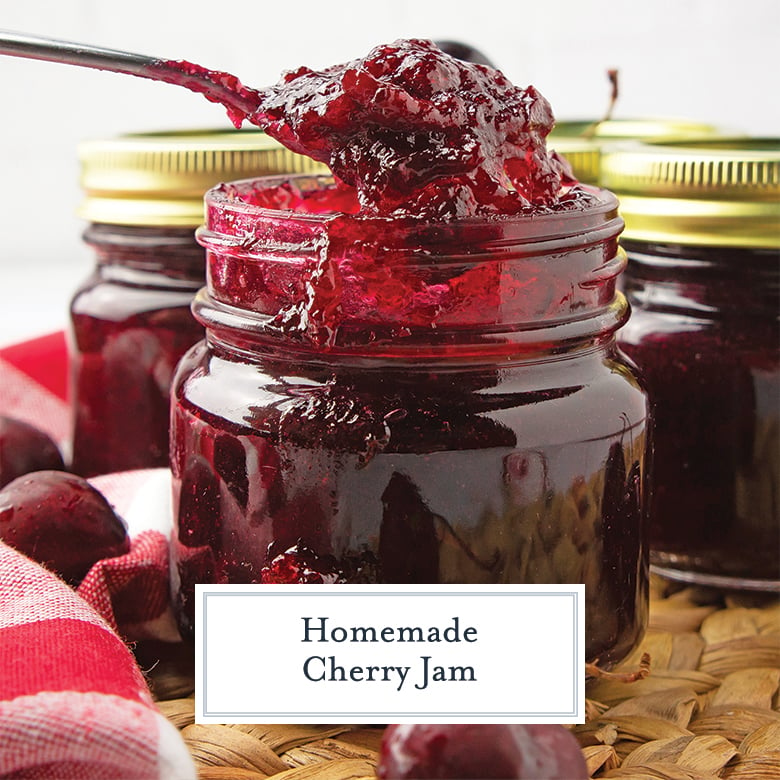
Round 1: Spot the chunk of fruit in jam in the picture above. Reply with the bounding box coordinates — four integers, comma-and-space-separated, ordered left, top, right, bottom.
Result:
165, 39, 586, 219
0, 415, 65, 488
260, 542, 344, 584
378, 723, 588, 779
0, 470, 130, 585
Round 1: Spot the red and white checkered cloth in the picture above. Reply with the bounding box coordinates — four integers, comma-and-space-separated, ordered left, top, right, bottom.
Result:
0, 333, 196, 779
0, 541, 195, 779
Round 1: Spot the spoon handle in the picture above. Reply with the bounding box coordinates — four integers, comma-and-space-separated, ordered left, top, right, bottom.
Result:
0, 29, 161, 75
0, 29, 261, 117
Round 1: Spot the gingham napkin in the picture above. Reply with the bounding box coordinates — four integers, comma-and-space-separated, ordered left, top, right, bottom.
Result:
0, 333, 196, 779
0, 541, 195, 779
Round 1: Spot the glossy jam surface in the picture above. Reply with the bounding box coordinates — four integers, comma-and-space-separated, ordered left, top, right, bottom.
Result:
165, 39, 592, 219
619, 241, 779, 587
70, 225, 204, 476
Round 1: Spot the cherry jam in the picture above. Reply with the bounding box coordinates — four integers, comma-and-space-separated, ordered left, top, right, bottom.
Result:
70, 224, 204, 476
604, 138, 780, 591
169, 175, 650, 665
69, 129, 323, 476
618, 241, 779, 588
164, 38, 576, 219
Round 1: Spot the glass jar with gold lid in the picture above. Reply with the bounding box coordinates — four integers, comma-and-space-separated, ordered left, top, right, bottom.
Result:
69, 129, 323, 476
602, 138, 779, 591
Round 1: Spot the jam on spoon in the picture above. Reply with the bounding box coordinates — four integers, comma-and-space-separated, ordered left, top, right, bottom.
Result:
0, 32, 579, 218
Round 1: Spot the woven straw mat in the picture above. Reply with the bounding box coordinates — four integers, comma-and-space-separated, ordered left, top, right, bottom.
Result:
144, 575, 780, 780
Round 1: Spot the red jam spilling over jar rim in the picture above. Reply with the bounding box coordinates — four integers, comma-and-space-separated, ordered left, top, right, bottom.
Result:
159, 38, 596, 219
196, 173, 626, 352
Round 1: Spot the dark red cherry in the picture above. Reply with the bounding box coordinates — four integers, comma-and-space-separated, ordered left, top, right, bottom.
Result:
433, 40, 495, 67
0, 470, 130, 585
0, 415, 65, 488
377, 723, 588, 779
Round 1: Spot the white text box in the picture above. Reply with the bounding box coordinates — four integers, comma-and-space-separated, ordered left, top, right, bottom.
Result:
195, 584, 585, 724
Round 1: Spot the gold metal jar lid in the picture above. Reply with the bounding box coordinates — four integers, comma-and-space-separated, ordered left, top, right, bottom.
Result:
600, 138, 780, 248
551, 118, 723, 141
547, 138, 602, 185
548, 119, 724, 185
78, 129, 326, 226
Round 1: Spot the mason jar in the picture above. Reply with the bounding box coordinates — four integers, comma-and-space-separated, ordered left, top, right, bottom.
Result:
170, 173, 651, 665
604, 138, 780, 591
69, 129, 322, 476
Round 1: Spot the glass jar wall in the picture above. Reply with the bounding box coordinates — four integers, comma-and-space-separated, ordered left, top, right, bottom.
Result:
70, 224, 204, 475
169, 174, 651, 666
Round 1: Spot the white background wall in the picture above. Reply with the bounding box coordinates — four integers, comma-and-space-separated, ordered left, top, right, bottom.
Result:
1, 0, 777, 344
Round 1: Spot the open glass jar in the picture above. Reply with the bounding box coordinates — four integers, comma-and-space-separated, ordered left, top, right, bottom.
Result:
69, 130, 323, 476
604, 138, 780, 591
170, 174, 650, 665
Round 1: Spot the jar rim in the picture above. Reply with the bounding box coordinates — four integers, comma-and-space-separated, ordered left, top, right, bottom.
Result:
203, 173, 622, 243
197, 173, 627, 353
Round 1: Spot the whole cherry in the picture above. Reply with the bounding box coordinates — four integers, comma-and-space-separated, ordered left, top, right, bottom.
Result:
377, 723, 588, 779
0, 470, 130, 585
0, 415, 65, 488
433, 40, 495, 67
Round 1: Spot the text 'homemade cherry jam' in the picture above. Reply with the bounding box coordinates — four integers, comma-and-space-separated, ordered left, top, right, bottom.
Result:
165, 40, 651, 664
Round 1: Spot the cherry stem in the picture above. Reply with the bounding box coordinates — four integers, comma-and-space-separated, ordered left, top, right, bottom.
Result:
582, 68, 620, 139
585, 651, 650, 682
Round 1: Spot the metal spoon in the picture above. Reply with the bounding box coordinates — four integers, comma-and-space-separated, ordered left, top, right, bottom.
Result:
0, 29, 262, 118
